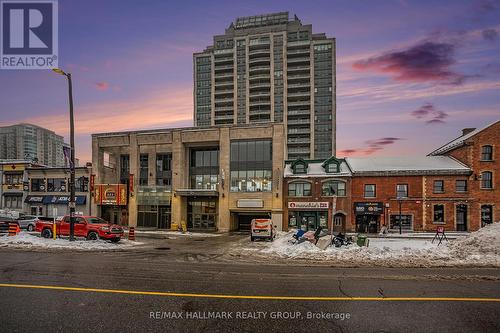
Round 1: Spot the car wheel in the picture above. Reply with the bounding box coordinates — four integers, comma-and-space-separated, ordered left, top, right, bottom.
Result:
41, 228, 52, 239
110, 238, 120, 243
87, 231, 99, 241
27, 224, 34, 232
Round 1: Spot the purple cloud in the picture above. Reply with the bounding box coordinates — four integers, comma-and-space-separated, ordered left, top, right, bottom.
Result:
482, 29, 498, 41
410, 103, 449, 124
352, 41, 467, 85
340, 137, 404, 156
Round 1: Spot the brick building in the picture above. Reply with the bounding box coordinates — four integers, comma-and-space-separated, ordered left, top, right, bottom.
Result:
283, 157, 352, 232
347, 157, 472, 233
429, 120, 499, 230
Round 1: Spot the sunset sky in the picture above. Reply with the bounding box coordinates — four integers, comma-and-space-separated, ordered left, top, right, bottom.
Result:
1, 0, 499, 163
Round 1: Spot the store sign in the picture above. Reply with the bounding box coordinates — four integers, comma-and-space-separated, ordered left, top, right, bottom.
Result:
288, 202, 329, 209
95, 184, 127, 205
237, 199, 264, 208
354, 202, 384, 215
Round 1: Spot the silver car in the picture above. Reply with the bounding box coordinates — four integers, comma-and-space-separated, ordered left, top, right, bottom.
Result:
17, 215, 39, 231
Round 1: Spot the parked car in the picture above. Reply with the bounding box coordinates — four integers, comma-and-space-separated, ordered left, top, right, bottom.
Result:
250, 218, 275, 242
35, 215, 124, 242
16, 215, 39, 231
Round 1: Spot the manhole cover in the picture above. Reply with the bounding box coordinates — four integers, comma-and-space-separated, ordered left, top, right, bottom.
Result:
154, 247, 171, 250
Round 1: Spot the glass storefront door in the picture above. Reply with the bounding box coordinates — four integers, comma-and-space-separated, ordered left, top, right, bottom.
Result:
288, 211, 328, 231
187, 197, 218, 230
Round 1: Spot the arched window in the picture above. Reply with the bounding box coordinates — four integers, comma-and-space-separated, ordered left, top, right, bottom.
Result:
288, 181, 312, 197
481, 171, 493, 189
481, 145, 493, 161
321, 180, 346, 197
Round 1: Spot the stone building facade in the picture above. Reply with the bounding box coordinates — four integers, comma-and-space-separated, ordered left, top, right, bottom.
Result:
91, 124, 285, 232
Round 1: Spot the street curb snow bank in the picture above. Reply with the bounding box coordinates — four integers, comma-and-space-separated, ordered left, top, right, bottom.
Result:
239, 224, 500, 267
0, 233, 142, 251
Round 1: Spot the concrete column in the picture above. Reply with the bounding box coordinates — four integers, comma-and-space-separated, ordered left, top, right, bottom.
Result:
91, 137, 102, 218
271, 124, 285, 231
218, 127, 230, 232
171, 131, 184, 227
128, 134, 138, 227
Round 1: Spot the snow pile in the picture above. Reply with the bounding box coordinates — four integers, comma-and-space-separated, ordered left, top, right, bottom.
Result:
242, 225, 500, 267
0, 232, 142, 251
447, 222, 500, 265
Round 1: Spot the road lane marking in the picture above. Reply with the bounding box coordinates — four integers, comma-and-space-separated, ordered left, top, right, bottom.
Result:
1, 283, 500, 302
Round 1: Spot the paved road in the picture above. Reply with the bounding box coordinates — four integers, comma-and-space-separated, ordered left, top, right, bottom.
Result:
1, 240, 499, 333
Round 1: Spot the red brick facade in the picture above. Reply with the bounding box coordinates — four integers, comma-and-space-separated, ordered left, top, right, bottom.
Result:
283, 121, 499, 233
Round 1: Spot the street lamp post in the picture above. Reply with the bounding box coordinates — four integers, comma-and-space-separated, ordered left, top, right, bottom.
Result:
53, 68, 76, 241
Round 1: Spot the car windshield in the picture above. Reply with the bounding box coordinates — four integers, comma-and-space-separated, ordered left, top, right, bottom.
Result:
86, 217, 109, 224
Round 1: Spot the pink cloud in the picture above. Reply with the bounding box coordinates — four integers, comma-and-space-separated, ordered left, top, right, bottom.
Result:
95, 82, 110, 91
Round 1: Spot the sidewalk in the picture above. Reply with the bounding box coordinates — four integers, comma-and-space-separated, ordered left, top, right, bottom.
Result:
355, 232, 469, 240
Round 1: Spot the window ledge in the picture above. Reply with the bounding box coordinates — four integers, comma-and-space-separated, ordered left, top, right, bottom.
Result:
433, 191, 445, 194
480, 188, 494, 190
432, 221, 446, 225
479, 160, 494, 162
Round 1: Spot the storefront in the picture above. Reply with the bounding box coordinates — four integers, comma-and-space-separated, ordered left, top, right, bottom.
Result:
24, 195, 87, 217
136, 187, 172, 229
354, 202, 383, 233
288, 201, 329, 231
95, 184, 128, 225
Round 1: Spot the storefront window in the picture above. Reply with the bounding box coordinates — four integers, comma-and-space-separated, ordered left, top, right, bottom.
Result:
137, 205, 157, 228
288, 211, 327, 231
47, 178, 66, 192
390, 215, 413, 230
4, 173, 23, 185
188, 198, 217, 230
481, 205, 493, 227
321, 180, 346, 196
230, 140, 272, 192
288, 182, 311, 197
433, 204, 444, 222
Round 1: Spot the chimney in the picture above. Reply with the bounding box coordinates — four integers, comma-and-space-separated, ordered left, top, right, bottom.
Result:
462, 128, 476, 136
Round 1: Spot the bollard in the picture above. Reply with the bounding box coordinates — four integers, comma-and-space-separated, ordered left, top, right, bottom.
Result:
181, 221, 187, 233
8, 223, 19, 236
128, 226, 135, 241
53, 222, 57, 240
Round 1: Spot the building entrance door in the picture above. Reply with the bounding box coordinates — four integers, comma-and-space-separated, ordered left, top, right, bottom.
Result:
456, 204, 467, 231
158, 206, 171, 229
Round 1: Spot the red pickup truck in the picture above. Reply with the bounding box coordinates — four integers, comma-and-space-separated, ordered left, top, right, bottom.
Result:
36, 215, 124, 243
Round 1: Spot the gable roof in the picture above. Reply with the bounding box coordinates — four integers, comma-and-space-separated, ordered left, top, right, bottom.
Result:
428, 120, 499, 156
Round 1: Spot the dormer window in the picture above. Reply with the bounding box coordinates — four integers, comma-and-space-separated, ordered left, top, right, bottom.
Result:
325, 163, 338, 173
294, 164, 306, 174
290, 158, 308, 174
322, 156, 341, 173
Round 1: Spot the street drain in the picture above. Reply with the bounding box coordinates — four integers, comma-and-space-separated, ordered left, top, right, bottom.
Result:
155, 247, 171, 250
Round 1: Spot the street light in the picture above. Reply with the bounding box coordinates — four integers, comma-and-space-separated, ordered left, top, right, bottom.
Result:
52, 68, 76, 241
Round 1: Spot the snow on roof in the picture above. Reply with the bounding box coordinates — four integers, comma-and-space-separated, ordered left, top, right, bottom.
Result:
284, 160, 352, 178
429, 120, 499, 156
345, 156, 471, 173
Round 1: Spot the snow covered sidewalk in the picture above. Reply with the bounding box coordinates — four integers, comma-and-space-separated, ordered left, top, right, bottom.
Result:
237, 223, 500, 267
0, 233, 142, 251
